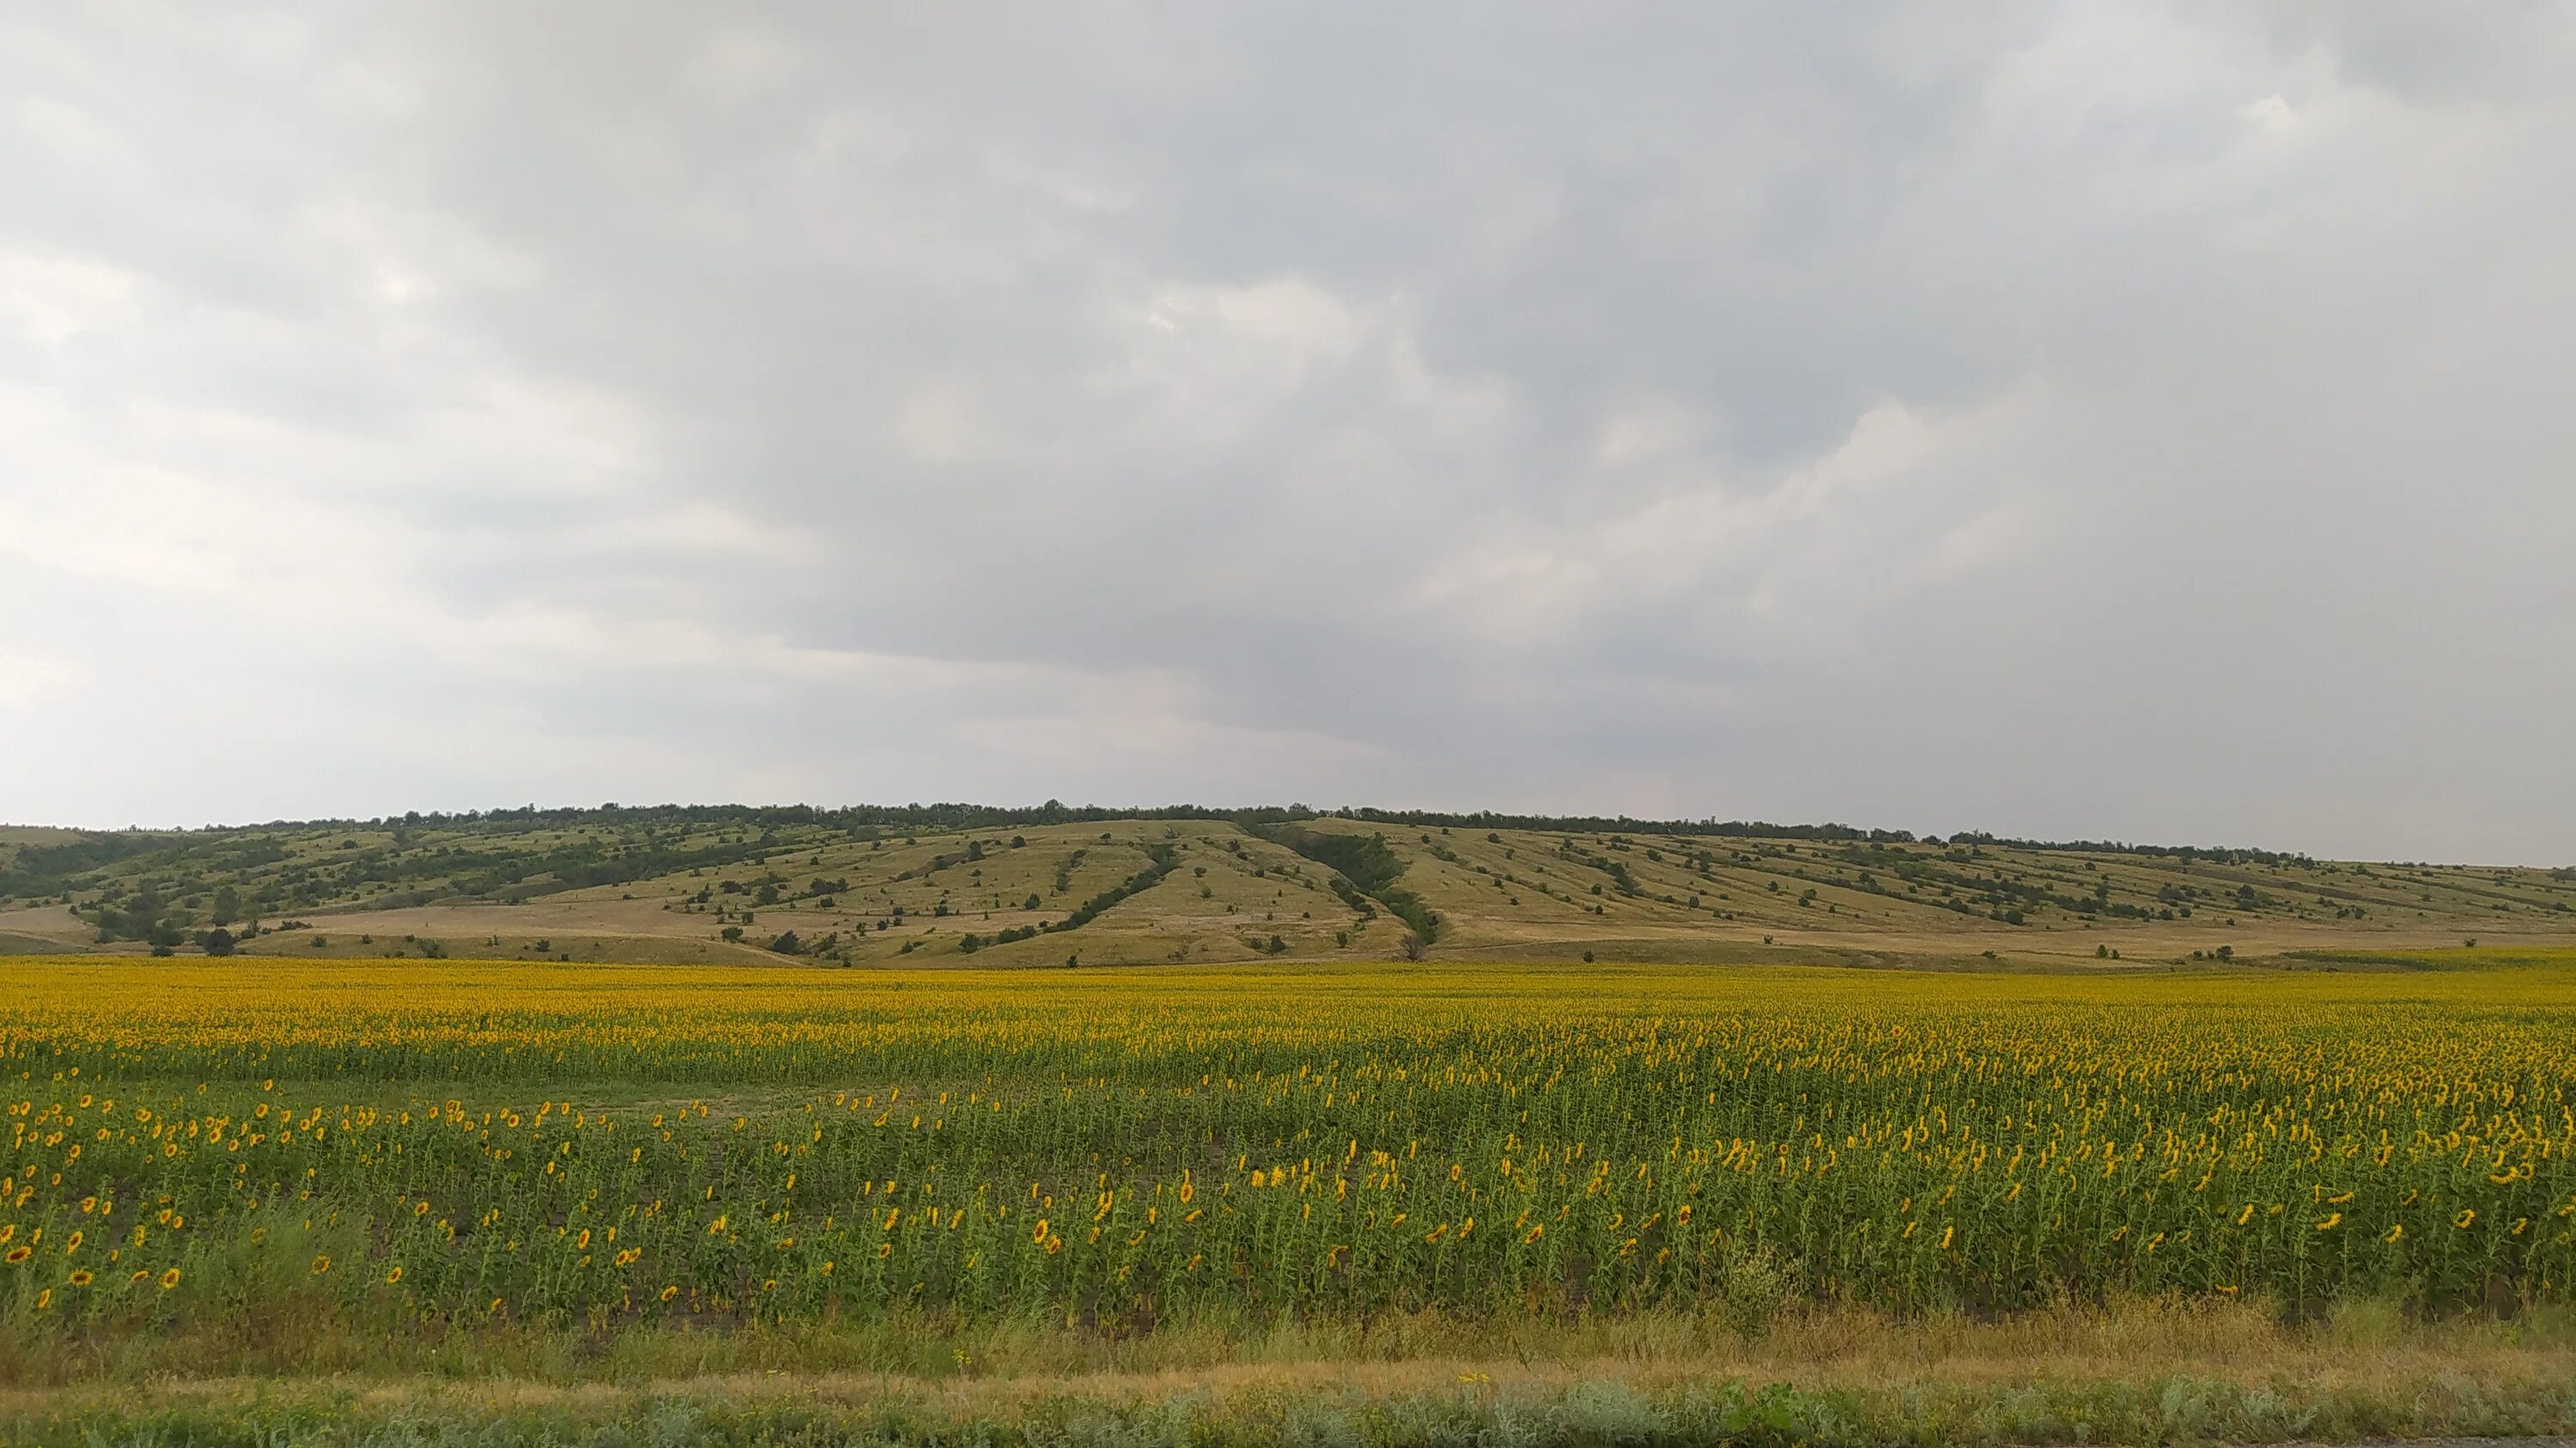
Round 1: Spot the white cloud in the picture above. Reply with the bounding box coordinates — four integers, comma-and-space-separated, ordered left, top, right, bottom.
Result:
1412, 389, 2040, 650
687, 29, 802, 102
0, 247, 141, 345
0, 646, 85, 709
2240, 94, 2299, 131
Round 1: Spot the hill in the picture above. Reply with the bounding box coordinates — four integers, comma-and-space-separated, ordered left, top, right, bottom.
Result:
3, 803, 2571, 969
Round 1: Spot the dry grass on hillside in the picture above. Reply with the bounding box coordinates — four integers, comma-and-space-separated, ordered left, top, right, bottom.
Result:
5, 810, 2572, 969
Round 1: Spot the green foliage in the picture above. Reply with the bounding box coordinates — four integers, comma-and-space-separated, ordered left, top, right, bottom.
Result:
1044, 846, 1177, 934
1258, 826, 1442, 941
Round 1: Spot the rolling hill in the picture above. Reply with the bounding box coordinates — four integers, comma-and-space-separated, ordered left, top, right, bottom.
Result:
3, 803, 2572, 970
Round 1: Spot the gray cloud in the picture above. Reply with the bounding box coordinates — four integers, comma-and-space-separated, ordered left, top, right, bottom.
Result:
3, 3, 2571, 861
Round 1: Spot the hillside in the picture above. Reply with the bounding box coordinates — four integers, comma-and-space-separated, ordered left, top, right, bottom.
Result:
3, 804, 2571, 969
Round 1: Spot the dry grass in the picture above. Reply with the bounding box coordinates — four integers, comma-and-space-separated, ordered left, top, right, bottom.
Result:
5, 1289, 2567, 1393
13, 811, 2576, 970
6, 1297, 2573, 1445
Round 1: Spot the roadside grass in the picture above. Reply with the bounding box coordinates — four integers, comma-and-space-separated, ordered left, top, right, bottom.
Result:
7, 1295, 2574, 1445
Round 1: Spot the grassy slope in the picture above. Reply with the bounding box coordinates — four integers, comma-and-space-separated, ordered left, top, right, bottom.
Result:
3, 809, 2573, 969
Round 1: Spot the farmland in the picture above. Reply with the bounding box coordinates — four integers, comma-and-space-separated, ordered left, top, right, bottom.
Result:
5, 949, 2576, 1442
7, 957, 2574, 1346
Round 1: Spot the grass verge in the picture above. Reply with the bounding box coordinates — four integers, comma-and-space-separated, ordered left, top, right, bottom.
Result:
6, 1295, 2574, 1445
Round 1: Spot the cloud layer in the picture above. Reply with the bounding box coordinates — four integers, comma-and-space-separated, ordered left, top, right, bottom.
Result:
4, 3, 2572, 861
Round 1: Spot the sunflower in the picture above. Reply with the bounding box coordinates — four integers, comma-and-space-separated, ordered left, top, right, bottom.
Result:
159, 1267, 181, 1289
385, 1265, 404, 1284
68, 1269, 93, 1287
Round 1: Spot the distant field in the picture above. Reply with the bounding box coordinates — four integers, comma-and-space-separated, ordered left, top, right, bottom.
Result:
3, 805, 2572, 970
3, 954, 2575, 1444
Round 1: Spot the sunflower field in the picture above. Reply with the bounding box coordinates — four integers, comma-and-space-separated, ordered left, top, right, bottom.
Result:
2, 958, 2572, 1334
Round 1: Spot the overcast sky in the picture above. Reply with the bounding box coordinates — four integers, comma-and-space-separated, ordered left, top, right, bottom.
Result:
3, 4, 2572, 861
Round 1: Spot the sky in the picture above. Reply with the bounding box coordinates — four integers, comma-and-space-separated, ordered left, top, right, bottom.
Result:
3, 4, 2572, 863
